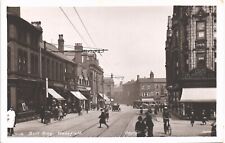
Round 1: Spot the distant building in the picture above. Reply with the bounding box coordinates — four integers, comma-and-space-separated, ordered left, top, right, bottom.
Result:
165, 6, 216, 119
122, 80, 138, 105
103, 77, 114, 104
137, 72, 167, 105
122, 72, 167, 106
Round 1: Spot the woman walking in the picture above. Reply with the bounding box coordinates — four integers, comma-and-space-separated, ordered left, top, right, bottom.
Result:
98, 109, 109, 128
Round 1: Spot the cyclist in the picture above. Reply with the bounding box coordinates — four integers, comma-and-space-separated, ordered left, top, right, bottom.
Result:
162, 106, 170, 134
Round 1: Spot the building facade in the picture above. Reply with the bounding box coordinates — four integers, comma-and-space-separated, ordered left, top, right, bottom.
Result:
7, 8, 104, 121
73, 43, 104, 109
7, 8, 46, 120
122, 72, 167, 106
165, 6, 216, 119
137, 72, 167, 105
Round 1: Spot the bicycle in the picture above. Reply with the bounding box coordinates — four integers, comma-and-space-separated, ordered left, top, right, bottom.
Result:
164, 118, 172, 136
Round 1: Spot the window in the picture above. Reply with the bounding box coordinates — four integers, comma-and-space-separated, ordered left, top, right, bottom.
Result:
196, 53, 206, 68
31, 53, 38, 75
196, 21, 206, 39
18, 49, 28, 73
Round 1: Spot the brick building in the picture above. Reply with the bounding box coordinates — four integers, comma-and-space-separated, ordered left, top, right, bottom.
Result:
165, 6, 216, 119
122, 72, 167, 106
7, 7, 104, 121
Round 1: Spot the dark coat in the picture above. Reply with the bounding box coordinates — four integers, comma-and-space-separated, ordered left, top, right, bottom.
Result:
99, 112, 106, 124
144, 115, 154, 128
135, 121, 146, 137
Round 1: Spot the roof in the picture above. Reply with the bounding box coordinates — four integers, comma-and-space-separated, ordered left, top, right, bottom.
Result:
40, 41, 76, 64
138, 78, 166, 83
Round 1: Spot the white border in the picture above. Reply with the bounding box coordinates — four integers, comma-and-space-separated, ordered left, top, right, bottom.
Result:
1, 0, 225, 143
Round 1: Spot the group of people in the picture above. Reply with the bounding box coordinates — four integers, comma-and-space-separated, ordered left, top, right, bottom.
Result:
40, 105, 68, 124
135, 109, 154, 137
189, 109, 209, 127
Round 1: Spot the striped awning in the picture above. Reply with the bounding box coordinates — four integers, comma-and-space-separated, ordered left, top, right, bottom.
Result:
48, 88, 65, 100
70, 91, 87, 100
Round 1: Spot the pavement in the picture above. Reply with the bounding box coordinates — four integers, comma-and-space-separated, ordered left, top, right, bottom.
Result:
14, 110, 100, 133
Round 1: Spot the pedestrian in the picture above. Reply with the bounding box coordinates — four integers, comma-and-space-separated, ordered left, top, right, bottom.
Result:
98, 109, 109, 128
85, 105, 89, 114
58, 106, 64, 120
44, 107, 51, 124
40, 105, 45, 123
144, 112, 154, 137
135, 116, 147, 137
201, 110, 207, 125
77, 105, 82, 116
190, 111, 195, 127
7, 107, 16, 136
140, 106, 143, 115
105, 108, 109, 122
211, 120, 216, 136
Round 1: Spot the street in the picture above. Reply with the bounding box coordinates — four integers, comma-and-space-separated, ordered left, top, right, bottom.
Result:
13, 105, 213, 137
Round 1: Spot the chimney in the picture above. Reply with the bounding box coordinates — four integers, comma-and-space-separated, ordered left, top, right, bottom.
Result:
137, 75, 140, 81
7, 7, 20, 17
31, 21, 43, 41
74, 43, 83, 63
58, 34, 64, 53
150, 71, 154, 79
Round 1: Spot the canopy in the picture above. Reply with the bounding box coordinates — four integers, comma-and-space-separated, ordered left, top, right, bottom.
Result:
48, 88, 65, 100
70, 91, 87, 100
98, 93, 110, 101
180, 88, 216, 102
141, 98, 154, 102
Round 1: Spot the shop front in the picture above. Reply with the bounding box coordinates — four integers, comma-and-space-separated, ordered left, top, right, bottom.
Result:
70, 91, 87, 111
47, 88, 66, 109
7, 79, 44, 121
180, 88, 216, 120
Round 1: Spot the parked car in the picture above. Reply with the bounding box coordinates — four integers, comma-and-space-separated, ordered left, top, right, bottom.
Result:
112, 103, 120, 111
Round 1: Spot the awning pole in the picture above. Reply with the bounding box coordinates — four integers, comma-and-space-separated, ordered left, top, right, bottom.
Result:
46, 78, 48, 98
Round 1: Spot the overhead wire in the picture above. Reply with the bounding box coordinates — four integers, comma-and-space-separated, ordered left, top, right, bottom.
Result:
73, 7, 97, 48
59, 7, 89, 46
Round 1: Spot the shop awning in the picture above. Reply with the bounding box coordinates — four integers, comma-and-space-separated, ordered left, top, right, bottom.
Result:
141, 98, 154, 102
180, 88, 216, 102
48, 88, 65, 100
98, 93, 110, 101
70, 91, 87, 100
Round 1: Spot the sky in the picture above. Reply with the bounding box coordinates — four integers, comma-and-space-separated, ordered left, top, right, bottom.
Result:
21, 6, 173, 84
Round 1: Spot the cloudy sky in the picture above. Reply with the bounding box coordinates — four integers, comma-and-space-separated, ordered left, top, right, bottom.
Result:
21, 6, 173, 84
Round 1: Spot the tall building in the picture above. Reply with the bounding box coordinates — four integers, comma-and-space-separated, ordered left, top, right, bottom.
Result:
165, 6, 216, 119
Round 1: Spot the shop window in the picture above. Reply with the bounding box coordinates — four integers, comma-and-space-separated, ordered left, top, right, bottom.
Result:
18, 49, 28, 74
196, 21, 206, 40
196, 53, 206, 68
